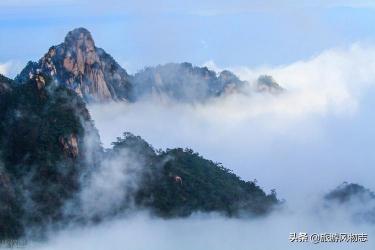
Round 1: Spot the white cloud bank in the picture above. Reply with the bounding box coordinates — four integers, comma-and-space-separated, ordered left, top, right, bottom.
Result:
0, 62, 11, 76
27, 207, 375, 250
206, 43, 375, 118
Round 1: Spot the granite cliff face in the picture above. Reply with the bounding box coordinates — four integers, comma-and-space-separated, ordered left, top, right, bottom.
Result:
16, 28, 132, 102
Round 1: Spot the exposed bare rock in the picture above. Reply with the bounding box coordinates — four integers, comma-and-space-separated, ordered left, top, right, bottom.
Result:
218, 70, 243, 95
59, 134, 79, 158
16, 28, 132, 102
35, 74, 46, 90
256, 75, 283, 94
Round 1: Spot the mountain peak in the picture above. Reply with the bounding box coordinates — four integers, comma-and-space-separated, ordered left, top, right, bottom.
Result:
66, 27, 92, 38
64, 27, 95, 48
16, 27, 132, 102
256, 75, 283, 94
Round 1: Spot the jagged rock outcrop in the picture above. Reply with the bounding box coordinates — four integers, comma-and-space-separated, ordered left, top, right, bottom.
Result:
16, 28, 132, 102
34, 74, 46, 90
256, 75, 283, 94
59, 134, 79, 158
132, 63, 245, 102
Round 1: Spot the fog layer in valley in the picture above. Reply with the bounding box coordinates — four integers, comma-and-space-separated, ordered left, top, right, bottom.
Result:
29, 208, 375, 250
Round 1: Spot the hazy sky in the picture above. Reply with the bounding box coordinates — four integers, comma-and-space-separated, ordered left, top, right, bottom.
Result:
2, 0, 375, 75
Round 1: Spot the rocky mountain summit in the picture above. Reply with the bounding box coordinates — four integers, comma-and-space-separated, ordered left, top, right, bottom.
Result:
256, 75, 284, 94
16, 28, 132, 102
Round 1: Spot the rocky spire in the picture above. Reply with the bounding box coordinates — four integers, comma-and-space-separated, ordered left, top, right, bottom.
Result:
16, 28, 132, 102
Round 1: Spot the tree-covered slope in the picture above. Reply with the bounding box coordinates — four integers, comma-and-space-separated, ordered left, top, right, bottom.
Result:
0, 74, 101, 239
0, 74, 13, 91
112, 133, 279, 217
324, 182, 375, 224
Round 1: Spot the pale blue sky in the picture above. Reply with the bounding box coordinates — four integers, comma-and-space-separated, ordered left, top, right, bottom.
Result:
1, 0, 375, 75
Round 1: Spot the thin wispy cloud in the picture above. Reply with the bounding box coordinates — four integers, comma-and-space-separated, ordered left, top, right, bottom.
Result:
0, 62, 9, 75
0, 61, 24, 78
